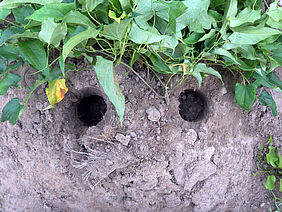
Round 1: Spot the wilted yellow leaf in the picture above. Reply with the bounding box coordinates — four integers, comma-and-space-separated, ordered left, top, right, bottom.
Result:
108, 10, 127, 24
45, 79, 68, 107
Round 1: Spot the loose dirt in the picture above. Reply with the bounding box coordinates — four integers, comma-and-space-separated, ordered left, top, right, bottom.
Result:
0, 64, 281, 212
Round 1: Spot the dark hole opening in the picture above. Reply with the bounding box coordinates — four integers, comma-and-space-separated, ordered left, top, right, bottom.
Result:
76, 95, 107, 126
178, 89, 206, 122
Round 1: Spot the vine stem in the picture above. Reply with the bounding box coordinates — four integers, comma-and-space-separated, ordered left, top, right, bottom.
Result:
119, 60, 165, 99
85, 4, 101, 25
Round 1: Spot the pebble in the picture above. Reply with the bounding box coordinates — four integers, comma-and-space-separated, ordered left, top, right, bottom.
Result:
115, 133, 131, 146
185, 129, 198, 145
146, 106, 161, 122
156, 128, 161, 134
219, 87, 227, 96
31, 110, 41, 123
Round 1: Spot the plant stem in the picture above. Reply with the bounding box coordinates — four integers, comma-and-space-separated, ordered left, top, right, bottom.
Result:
85, 5, 101, 25
119, 60, 164, 99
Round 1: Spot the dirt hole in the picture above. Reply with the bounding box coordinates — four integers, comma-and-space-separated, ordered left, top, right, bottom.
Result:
76, 95, 107, 126
178, 89, 206, 122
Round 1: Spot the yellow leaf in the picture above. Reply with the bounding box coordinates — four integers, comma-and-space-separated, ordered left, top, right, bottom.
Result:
108, 10, 127, 24
46, 79, 68, 107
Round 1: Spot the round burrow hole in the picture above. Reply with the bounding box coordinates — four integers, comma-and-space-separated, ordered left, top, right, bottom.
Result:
178, 89, 207, 122
76, 95, 107, 126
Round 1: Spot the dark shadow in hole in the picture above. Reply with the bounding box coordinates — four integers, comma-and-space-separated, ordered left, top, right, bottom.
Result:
178, 89, 207, 122
76, 95, 107, 126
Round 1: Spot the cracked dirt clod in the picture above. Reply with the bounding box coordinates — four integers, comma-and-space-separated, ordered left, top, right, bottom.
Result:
146, 106, 161, 122
115, 133, 131, 146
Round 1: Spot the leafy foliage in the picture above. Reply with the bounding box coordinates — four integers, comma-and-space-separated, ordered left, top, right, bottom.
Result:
256, 136, 282, 195
0, 0, 281, 125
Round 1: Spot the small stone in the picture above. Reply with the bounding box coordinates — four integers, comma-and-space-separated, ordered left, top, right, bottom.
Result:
156, 128, 161, 134
219, 87, 227, 96
105, 159, 114, 166
31, 110, 41, 123
260, 203, 265, 208
146, 106, 161, 122
185, 129, 198, 145
115, 133, 131, 146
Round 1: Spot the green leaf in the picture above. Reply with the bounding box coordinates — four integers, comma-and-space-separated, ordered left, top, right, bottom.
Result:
230, 7, 261, 28
24, 20, 41, 30
1, 98, 24, 125
18, 39, 47, 70
222, 43, 259, 60
280, 179, 282, 192
198, 29, 216, 42
1, 62, 23, 77
108, 0, 122, 11
259, 90, 277, 117
235, 83, 257, 111
65, 25, 86, 42
59, 56, 65, 78
253, 72, 282, 93
177, 0, 212, 33
266, 146, 279, 167
0, 26, 25, 46
214, 48, 240, 65
38, 18, 67, 47
148, 52, 173, 74
267, 17, 282, 30
184, 32, 204, 45
220, 0, 237, 37
271, 45, 282, 66
0, 56, 7, 75
0, 8, 11, 20
12, 5, 34, 25
0, 0, 63, 9
100, 19, 130, 40
129, 21, 164, 44
278, 151, 282, 169
134, 0, 153, 30
266, 2, 282, 22
28, 3, 75, 22
9, 30, 39, 40
93, 56, 125, 125
192, 63, 223, 87
63, 10, 96, 28
62, 27, 99, 61
119, 0, 131, 13
229, 27, 282, 45
264, 175, 276, 191
86, 0, 104, 11
161, 35, 179, 50
267, 73, 282, 89
214, 47, 256, 71
158, 1, 187, 33
0, 73, 21, 95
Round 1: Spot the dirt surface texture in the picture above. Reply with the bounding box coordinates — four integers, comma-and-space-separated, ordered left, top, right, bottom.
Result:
0, 63, 281, 212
